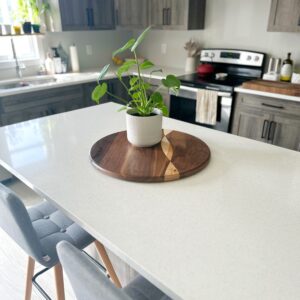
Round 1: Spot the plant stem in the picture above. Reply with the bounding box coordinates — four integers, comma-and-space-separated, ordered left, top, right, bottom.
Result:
115, 72, 131, 96
106, 91, 128, 104
133, 50, 148, 107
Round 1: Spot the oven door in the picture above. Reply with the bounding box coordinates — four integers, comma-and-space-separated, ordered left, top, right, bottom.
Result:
170, 86, 233, 133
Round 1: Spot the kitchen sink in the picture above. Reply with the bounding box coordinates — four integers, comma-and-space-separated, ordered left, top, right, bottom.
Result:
0, 77, 57, 90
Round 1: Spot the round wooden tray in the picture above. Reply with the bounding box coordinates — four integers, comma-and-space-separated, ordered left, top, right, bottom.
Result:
90, 130, 210, 182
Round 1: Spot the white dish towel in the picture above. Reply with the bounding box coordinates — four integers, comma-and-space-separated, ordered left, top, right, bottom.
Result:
195, 89, 218, 125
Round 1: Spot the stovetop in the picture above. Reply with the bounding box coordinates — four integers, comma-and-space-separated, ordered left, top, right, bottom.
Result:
177, 73, 253, 93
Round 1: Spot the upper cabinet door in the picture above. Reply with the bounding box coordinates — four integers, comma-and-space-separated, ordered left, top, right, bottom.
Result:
115, 0, 149, 29
268, 0, 300, 32
58, 0, 115, 31
149, 0, 167, 28
89, 0, 115, 30
149, 0, 205, 30
59, 0, 89, 31
166, 0, 187, 29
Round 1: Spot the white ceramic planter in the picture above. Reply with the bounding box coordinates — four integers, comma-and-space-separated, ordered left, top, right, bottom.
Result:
126, 109, 163, 147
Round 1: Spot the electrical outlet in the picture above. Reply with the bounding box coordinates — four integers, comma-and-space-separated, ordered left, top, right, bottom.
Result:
86, 45, 93, 56
161, 43, 167, 55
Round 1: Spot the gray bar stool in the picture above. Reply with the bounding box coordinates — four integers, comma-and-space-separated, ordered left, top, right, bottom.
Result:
0, 183, 121, 300
57, 241, 171, 300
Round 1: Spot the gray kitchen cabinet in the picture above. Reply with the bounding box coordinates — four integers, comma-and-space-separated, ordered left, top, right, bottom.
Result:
115, 0, 148, 29
271, 114, 300, 151
268, 0, 300, 32
232, 93, 300, 151
50, 0, 115, 31
0, 85, 85, 126
232, 108, 272, 143
89, 0, 115, 30
58, 0, 88, 31
149, 0, 206, 30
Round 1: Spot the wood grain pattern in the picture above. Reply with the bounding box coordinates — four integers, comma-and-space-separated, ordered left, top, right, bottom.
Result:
90, 130, 210, 182
242, 80, 300, 96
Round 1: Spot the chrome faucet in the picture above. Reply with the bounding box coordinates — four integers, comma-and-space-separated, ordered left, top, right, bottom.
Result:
10, 38, 26, 78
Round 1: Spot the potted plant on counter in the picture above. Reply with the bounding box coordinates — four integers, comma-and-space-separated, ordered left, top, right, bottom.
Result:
92, 27, 181, 147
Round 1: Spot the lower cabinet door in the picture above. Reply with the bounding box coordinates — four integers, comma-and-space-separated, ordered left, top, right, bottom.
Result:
271, 114, 300, 151
232, 108, 271, 143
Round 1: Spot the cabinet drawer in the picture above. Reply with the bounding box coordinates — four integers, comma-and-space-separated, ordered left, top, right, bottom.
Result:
0, 85, 84, 113
238, 93, 300, 116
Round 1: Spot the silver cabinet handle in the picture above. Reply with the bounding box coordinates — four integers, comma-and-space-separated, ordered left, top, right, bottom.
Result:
163, 8, 168, 25
267, 121, 277, 142
261, 120, 269, 139
262, 103, 284, 110
167, 8, 171, 25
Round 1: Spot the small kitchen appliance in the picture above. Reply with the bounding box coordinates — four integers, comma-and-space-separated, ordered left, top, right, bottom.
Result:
263, 57, 281, 81
170, 49, 266, 132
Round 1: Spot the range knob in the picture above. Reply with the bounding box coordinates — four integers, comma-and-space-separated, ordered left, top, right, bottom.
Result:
204, 52, 209, 57
210, 53, 215, 58
246, 55, 252, 61
254, 56, 260, 62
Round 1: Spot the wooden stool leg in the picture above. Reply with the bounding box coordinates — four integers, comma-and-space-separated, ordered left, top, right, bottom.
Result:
54, 263, 65, 300
94, 240, 122, 288
24, 256, 35, 300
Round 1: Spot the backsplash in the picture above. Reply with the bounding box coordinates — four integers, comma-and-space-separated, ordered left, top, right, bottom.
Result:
0, 30, 131, 80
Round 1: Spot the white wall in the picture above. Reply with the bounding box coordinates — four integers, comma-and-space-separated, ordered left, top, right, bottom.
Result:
138, 0, 300, 70
44, 30, 132, 71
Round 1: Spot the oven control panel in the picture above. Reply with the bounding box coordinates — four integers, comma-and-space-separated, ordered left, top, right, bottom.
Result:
200, 49, 265, 67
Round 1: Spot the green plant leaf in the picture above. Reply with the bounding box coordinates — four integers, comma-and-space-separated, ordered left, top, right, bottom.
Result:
161, 106, 169, 117
140, 60, 154, 70
117, 60, 136, 77
131, 26, 151, 52
129, 76, 139, 86
161, 75, 181, 89
92, 82, 108, 104
150, 92, 163, 105
112, 38, 136, 58
117, 106, 128, 112
97, 64, 110, 83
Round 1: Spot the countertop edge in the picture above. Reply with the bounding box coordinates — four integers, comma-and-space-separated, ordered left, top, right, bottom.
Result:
234, 87, 300, 103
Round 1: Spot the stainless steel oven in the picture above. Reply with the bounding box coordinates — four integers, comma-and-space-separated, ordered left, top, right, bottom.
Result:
169, 49, 266, 133
170, 86, 233, 132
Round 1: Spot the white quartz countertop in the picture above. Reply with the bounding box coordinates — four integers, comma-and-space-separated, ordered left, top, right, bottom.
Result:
0, 66, 185, 98
0, 103, 299, 300
235, 86, 300, 103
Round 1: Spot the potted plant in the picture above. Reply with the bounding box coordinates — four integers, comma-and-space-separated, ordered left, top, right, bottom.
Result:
15, 0, 31, 33
184, 39, 201, 73
92, 27, 180, 147
29, 0, 41, 33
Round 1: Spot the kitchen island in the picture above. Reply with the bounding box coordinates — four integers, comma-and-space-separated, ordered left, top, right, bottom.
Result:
0, 103, 299, 300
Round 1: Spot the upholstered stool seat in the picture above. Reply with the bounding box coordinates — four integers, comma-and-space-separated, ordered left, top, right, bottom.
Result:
0, 183, 122, 299
57, 241, 171, 300
27, 200, 94, 268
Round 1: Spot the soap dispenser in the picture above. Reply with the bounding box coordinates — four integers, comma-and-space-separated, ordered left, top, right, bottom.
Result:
45, 52, 55, 75
51, 47, 62, 74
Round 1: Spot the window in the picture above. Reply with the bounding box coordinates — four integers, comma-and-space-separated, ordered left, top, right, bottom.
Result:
0, 0, 40, 65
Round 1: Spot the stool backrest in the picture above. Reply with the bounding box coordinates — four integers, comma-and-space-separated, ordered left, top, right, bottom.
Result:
0, 183, 44, 263
57, 241, 131, 300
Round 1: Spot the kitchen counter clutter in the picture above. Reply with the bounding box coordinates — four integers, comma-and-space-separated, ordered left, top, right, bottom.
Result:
0, 66, 185, 127
0, 103, 299, 299
0, 66, 185, 98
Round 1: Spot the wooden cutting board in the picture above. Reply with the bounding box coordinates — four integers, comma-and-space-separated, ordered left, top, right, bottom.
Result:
90, 130, 210, 182
242, 80, 300, 97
